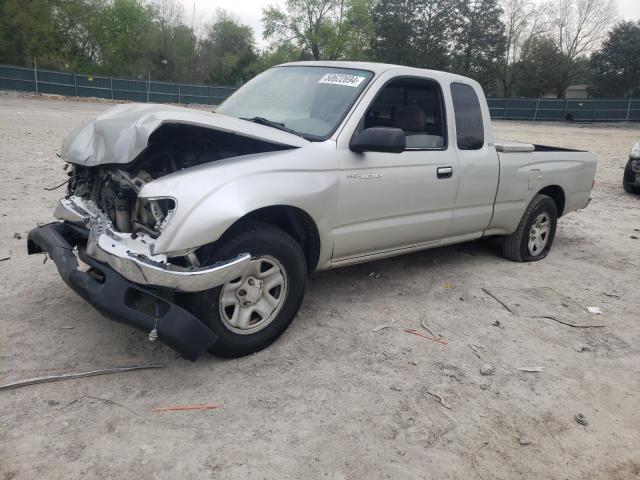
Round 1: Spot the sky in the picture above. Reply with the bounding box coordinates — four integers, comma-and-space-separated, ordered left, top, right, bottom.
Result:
177, 0, 640, 48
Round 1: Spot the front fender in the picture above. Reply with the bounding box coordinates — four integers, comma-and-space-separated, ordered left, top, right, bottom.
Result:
140, 144, 339, 259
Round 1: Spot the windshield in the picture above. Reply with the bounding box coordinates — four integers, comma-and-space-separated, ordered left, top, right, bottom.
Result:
217, 66, 374, 140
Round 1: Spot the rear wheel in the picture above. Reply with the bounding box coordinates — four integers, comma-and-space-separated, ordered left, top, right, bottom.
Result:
502, 194, 558, 262
188, 222, 307, 358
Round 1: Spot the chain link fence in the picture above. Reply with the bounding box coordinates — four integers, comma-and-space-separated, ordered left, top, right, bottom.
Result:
2, 63, 640, 121
487, 97, 640, 122
0, 64, 237, 105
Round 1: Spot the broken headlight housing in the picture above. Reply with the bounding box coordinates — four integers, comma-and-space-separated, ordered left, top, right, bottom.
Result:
132, 197, 176, 238
630, 143, 640, 160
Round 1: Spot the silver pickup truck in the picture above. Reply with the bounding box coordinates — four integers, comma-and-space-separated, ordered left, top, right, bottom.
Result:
28, 61, 597, 360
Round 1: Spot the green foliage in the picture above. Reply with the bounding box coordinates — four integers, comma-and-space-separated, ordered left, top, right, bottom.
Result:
262, 0, 370, 61
371, 0, 505, 93
0, 0, 631, 97
590, 21, 640, 98
0, 0, 63, 68
96, 0, 156, 76
370, 0, 417, 66
450, 0, 506, 95
512, 37, 566, 97
249, 44, 310, 76
197, 11, 257, 85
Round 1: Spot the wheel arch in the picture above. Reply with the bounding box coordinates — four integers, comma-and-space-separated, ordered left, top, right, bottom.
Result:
537, 185, 565, 217
222, 205, 321, 274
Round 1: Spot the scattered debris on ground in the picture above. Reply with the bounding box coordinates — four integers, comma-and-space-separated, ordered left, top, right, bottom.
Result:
0, 364, 164, 391
468, 344, 483, 359
482, 287, 606, 327
601, 292, 620, 299
575, 413, 589, 426
480, 364, 495, 376
372, 325, 392, 333
472, 442, 489, 480
425, 390, 452, 409
573, 343, 592, 353
151, 403, 221, 413
516, 366, 544, 373
404, 328, 448, 345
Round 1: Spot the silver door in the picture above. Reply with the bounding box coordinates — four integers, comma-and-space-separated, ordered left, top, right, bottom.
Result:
332, 148, 459, 260
331, 75, 460, 261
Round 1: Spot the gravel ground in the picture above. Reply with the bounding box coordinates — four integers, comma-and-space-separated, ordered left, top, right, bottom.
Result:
1, 93, 639, 480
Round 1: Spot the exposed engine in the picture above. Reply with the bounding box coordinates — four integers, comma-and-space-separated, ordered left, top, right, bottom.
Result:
66, 123, 291, 236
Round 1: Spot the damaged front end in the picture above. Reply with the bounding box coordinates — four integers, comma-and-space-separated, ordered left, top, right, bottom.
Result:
26, 105, 304, 359
27, 192, 249, 360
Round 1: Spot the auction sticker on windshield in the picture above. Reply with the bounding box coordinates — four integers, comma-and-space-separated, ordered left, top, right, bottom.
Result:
318, 73, 366, 87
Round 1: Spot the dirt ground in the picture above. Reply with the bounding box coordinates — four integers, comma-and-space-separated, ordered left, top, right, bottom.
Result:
1, 92, 639, 480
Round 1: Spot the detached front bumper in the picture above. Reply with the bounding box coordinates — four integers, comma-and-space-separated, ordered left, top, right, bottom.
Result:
27, 222, 216, 360
27, 197, 250, 360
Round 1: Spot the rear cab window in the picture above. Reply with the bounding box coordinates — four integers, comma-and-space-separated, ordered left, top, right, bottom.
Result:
450, 83, 484, 150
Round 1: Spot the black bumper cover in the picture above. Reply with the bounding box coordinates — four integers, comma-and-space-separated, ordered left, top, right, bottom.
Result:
27, 222, 217, 361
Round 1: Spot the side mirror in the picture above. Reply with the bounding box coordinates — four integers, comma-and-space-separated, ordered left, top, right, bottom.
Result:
349, 127, 406, 154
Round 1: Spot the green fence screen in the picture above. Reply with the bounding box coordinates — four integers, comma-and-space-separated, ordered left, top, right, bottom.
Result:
0, 64, 237, 105
2, 63, 639, 120
487, 97, 640, 121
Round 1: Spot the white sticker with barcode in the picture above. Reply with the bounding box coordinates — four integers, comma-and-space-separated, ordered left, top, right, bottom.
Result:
318, 73, 365, 88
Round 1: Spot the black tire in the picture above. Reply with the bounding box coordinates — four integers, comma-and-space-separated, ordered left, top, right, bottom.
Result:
502, 194, 558, 262
188, 222, 307, 358
623, 160, 640, 194
623, 182, 640, 195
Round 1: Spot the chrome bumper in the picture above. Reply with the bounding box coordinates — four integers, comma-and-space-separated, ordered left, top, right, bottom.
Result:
55, 197, 250, 292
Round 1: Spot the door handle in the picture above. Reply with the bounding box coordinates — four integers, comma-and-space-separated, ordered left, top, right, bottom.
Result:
437, 166, 453, 179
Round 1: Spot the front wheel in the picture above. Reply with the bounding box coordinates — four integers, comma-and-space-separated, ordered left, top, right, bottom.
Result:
188, 222, 307, 358
502, 194, 558, 262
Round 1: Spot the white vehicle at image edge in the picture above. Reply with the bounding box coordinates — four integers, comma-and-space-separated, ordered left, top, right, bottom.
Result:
28, 62, 597, 360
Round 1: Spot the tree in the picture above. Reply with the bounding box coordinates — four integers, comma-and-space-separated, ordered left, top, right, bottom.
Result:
451, 0, 506, 94
197, 11, 257, 85
263, 0, 370, 61
92, 0, 157, 76
590, 21, 640, 98
148, 0, 197, 82
546, 0, 618, 97
249, 43, 310, 76
371, 0, 454, 69
370, 0, 415, 65
341, 0, 375, 60
500, 0, 547, 97
512, 36, 565, 97
53, 0, 114, 72
413, 0, 456, 70
0, 0, 63, 68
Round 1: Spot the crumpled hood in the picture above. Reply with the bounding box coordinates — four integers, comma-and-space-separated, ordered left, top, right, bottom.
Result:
61, 103, 309, 166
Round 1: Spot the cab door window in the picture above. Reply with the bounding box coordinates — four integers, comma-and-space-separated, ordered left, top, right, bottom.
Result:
364, 78, 447, 150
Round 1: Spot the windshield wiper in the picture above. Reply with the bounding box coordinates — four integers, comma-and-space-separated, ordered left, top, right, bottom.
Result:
240, 116, 298, 135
